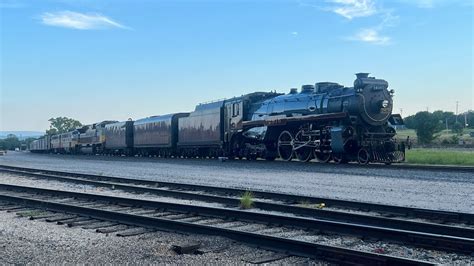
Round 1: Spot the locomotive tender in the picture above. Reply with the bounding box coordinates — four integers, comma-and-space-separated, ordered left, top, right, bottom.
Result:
30, 73, 405, 164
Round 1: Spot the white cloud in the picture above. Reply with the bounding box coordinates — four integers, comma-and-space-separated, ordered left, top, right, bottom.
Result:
329, 0, 377, 19
349, 28, 390, 45
397, 0, 472, 8
40, 11, 129, 30
291, 31, 298, 36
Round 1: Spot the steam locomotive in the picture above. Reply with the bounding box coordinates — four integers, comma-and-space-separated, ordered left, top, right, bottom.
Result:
30, 73, 405, 164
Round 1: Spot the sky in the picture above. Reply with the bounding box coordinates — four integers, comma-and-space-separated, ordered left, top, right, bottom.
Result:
0, 0, 472, 131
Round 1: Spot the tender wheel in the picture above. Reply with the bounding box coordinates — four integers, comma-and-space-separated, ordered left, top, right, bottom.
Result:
314, 151, 331, 163
278, 131, 294, 161
357, 149, 370, 165
264, 156, 276, 161
332, 153, 347, 164
294, 130, 313, 162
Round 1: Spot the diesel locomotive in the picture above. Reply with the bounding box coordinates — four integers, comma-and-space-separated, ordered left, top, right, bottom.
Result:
30, 73, 405, 164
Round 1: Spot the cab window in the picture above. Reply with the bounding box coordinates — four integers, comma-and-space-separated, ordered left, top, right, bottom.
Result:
232, 102, 240, 117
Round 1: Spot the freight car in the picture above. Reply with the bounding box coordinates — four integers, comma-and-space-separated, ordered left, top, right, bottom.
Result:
29, 73, 405, 164
29, 135, 50, 153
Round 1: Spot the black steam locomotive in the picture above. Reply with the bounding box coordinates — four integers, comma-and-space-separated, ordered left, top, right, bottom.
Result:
30, 73, 405, 164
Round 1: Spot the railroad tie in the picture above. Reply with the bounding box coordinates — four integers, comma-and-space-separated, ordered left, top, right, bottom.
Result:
242, 252, 289, 264
96, 225, 129, 234
29, 213, 58, 220
0, 205, 23, 211
67, 219, 102, 227
82, 222, 119, 230
45, 215, 78, 222
57, 217, 91, 225
116, 228, 155, 237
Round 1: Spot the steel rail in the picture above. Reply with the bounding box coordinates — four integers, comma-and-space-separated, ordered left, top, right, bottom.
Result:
1, 164, 473, 225
0, 183, 473, 255
0, 186, 433, 265
21, 152, 474, 172
1, 166, 473, 239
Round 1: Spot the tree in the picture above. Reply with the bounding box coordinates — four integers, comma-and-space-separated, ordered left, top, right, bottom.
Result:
403, 115, 417, 129
452, 122, 463, 135
0, 134, 21, 150
412, 111, 442, 144
46, 117, 82, 135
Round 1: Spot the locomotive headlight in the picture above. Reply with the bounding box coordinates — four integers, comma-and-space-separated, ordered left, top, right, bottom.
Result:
381, 100, 389, 108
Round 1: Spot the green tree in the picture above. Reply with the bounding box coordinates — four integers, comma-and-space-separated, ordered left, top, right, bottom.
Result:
403, 115, 416, 129
452, 122, 463, 135
413, 112, 442, 144
0, 134, 21, 150
46, 117, 82, 135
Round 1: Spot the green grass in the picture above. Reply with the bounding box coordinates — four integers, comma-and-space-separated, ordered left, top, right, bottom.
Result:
396, 128, 474, 144
240, 191, 254, 209
298, 201, 326, 209
405, 149, 474, 166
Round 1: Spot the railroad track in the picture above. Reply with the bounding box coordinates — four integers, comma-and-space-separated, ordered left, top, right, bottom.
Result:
0, 183, 461, 265
1, 165, 473, 228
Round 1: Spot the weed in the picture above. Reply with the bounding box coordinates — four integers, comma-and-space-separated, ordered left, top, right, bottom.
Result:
298, 201, 326, 209
240, 191, 254, 209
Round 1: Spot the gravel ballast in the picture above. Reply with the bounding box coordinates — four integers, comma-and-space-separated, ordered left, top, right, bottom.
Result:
0, 210, 321, 265
1, 172, 473, 264
0, 152, 472, 213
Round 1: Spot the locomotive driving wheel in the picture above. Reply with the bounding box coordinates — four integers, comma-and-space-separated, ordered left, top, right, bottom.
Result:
278, 131, 294, 161
293, 130, 313, 162
357, 148, 370, 165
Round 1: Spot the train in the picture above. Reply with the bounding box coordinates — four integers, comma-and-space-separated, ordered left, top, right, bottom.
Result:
29, 73, 406, 164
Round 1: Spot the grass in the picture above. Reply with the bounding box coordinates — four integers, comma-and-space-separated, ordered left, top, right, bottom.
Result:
240, 191, 254, 209
298, 201, 326, 209
396, 128, 474, 144
405, 149, 474, 166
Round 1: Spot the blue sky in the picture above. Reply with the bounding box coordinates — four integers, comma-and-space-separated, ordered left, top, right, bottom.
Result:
0, 0, 472, 131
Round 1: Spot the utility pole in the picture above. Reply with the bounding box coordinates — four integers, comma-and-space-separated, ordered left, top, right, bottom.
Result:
465, 112, 468, 127
400, 108, 403, 117
446, 118, 449, 131
456, 101, 459, 123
